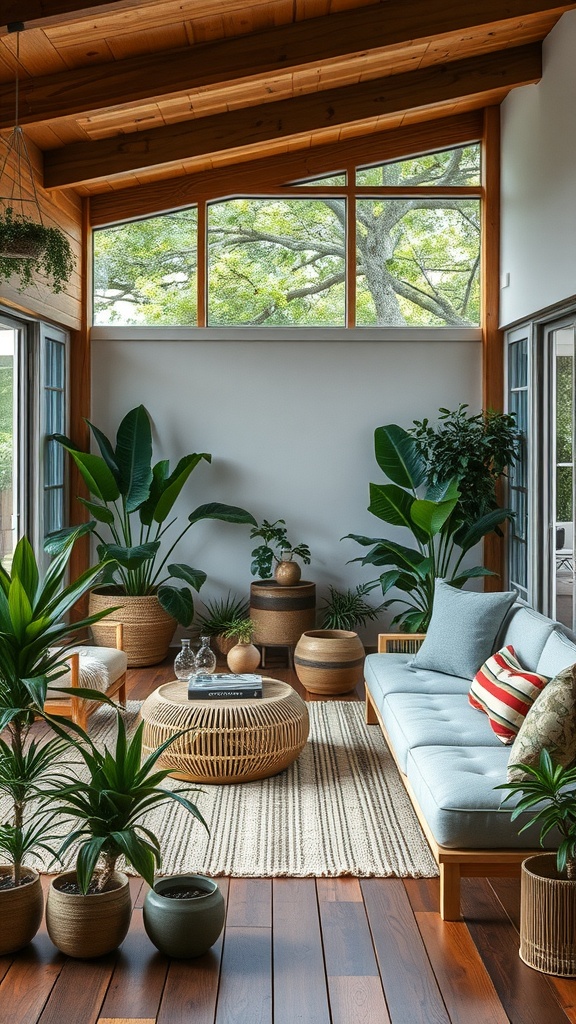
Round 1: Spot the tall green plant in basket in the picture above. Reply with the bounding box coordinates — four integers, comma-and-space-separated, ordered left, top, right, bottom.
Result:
345, 424, 514, 632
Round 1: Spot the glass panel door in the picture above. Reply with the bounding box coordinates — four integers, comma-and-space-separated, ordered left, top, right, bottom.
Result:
0, 321, 19, 567
552, 326, 576, 629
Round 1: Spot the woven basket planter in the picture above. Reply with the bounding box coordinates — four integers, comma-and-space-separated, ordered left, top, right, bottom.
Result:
46, 870, 131, 959
520, 854, 576, 976
294, 629, 365, 695
0, 867, 44, 954
88, 588, 176, 667
250, 580, 316, 647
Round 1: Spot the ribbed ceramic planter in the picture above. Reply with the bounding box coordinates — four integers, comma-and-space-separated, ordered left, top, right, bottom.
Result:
294, 629, 365, 695
46, 870, 132, 959
520, 854, 576, 976
88, 588, 176, 666
250, 581, 316, 647
226, 641, 261, 673
143, 874, 225, 958
0, 867, 43, 954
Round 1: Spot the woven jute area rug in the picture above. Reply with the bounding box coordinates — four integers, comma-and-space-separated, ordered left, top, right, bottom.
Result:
28, 699, 439, 879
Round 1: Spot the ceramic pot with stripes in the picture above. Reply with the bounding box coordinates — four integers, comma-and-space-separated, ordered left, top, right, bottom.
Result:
294, 629, 365, 695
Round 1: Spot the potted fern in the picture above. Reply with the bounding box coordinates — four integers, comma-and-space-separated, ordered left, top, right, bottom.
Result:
0, 206, 75, 293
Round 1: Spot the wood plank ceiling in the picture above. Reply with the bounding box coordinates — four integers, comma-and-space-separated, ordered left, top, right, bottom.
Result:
0, 0, 574, 205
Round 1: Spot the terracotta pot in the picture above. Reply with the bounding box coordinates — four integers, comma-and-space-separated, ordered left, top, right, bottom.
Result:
88, 588, 176, 667
46, 870, 132, 959
274, 560, 301, 586
0, 866, 43, 954
226, 640, 261, 673
520, 854, 576, 976
143, 874, 225, 958
294, 629, 365, 695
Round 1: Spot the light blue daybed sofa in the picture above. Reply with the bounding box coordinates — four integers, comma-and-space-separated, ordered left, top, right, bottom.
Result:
364, 584, 576, 920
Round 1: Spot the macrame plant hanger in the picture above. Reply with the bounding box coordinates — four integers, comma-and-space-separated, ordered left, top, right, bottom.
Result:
0, 23, 47, 258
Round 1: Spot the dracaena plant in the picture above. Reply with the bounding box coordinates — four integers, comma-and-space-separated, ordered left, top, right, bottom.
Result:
0, 531, 115, 885
50, 716, 208, 893
344, 424, 514, 633
47, 405, 256, 626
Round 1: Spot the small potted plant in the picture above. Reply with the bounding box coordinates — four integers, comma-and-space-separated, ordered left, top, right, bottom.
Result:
223, 618, 260, 673
320, 583, 385, 631
196, 591, 250, 656
45, 716, 220, 959
0, 206, 75, 293
496, 749, 576, 976
250, 518, 311, 586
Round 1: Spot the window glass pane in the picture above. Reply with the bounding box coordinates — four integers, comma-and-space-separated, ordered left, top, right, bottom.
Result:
93, 209, 198, 326
43, 335, 66, 537
291, 173, 346, 186
207, 198, 346, 326
0, 327, 15, 567
509, 337, 528, 390
356, 199, 480, 327
356, 144, 480, 186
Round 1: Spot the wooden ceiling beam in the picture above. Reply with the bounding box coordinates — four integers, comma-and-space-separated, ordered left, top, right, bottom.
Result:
44, 44, 542, 189
0, 1, 151, 34
0, 0, 571, 128
90, 110, 485, 226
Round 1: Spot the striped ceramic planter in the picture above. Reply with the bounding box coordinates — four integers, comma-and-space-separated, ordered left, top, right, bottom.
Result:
250, 581, 316, 647
294, 629, 365, 695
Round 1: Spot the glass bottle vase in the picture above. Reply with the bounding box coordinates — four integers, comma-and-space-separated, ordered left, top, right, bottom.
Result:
194, 635, 217, 676
174, 638, 196, 681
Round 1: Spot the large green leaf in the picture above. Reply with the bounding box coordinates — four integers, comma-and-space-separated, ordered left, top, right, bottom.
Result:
157, 585, 194, 626
358, 537, 427, 573
77, 498, 115, 526
454, 507, 514, 552
86, 419, 121, 485
152, 454, 210, 524
11, 537, 39, 605
44, 522, 95, 557
98, 541, 159, 570
167, 564, 207, 592
8, 578, 33, 640
368, 482, 416, 530
410, 494, 459, 538
114, 405, 153, 513
139, 460, 170, 527
188, 503, 257, 527
53, 435, 120, 502
374, 424, 426, 489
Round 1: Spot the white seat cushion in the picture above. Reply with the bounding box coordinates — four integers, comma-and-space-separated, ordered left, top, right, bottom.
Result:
45, 645, 127, 700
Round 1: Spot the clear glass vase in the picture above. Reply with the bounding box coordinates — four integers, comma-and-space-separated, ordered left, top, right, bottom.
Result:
194, 635, 217, 676
174, 638, 196, 681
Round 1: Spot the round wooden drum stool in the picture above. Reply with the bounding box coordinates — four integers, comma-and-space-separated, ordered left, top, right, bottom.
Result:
140, 678, 309, 784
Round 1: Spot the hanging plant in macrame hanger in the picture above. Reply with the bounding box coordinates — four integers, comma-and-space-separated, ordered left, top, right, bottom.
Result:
0, 23, 75, 293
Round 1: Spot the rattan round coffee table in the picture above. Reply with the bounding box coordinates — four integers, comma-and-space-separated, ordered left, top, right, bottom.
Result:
140, 678, 309, 784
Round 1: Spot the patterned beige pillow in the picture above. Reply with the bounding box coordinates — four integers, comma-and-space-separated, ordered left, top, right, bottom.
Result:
507, 663, 576, 782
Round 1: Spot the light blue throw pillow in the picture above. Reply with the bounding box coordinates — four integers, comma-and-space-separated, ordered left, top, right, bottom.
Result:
411, 580, 516, 679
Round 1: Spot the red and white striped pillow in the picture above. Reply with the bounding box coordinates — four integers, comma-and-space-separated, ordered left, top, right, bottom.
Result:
468, 645, 549, 744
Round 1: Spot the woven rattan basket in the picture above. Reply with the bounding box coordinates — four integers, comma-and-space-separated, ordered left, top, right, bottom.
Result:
249, 580, 316, 647
88, 589, 176, 666
520, 854, 576, 976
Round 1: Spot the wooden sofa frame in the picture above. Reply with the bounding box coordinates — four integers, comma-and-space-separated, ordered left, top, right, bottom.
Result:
365, 633, 539, 920
43, 621, 128, 731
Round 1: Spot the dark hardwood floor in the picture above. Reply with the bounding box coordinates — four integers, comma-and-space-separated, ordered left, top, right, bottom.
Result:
2, 651, 576, 1024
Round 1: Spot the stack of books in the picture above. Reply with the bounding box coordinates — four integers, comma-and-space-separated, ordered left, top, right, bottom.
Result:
188, 673, 263, 700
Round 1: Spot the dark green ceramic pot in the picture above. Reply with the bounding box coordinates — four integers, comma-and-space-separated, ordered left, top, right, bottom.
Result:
143, 874, 225, 958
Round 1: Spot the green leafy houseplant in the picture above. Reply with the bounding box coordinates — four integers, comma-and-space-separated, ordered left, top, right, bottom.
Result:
0, 530, 115, 888
320, 583, 385, 631
223, 617, 256, 644
496, 749, 576, 879
196, 592, 250, 639
345, 424, 514, 632
0, 207, 75, 294
409, 404, 521, 525
250, 519, 311, 578
48, 405, 256, 626
50, 715, 207, 893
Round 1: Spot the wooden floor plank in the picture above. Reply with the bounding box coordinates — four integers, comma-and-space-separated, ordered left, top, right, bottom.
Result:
461, 877, 571, 1024
0, 932, 63, 1024
272, 878, 331, 1024
226, 878, 271, 928
318, 878, 391, 1024
215, 926, 272, 1024
96, 908, 169, 1022
360, 878, 450, 1024
316, 876, 363, 903
416, 911, 509, 1024
37, 955, 115, 1024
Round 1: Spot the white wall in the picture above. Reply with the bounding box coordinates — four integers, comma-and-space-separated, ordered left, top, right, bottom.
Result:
500, 10, 576, 327
91, 332, 481, 640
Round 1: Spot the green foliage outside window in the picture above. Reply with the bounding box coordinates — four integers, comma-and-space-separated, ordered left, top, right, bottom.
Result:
556, 355, 573, 523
